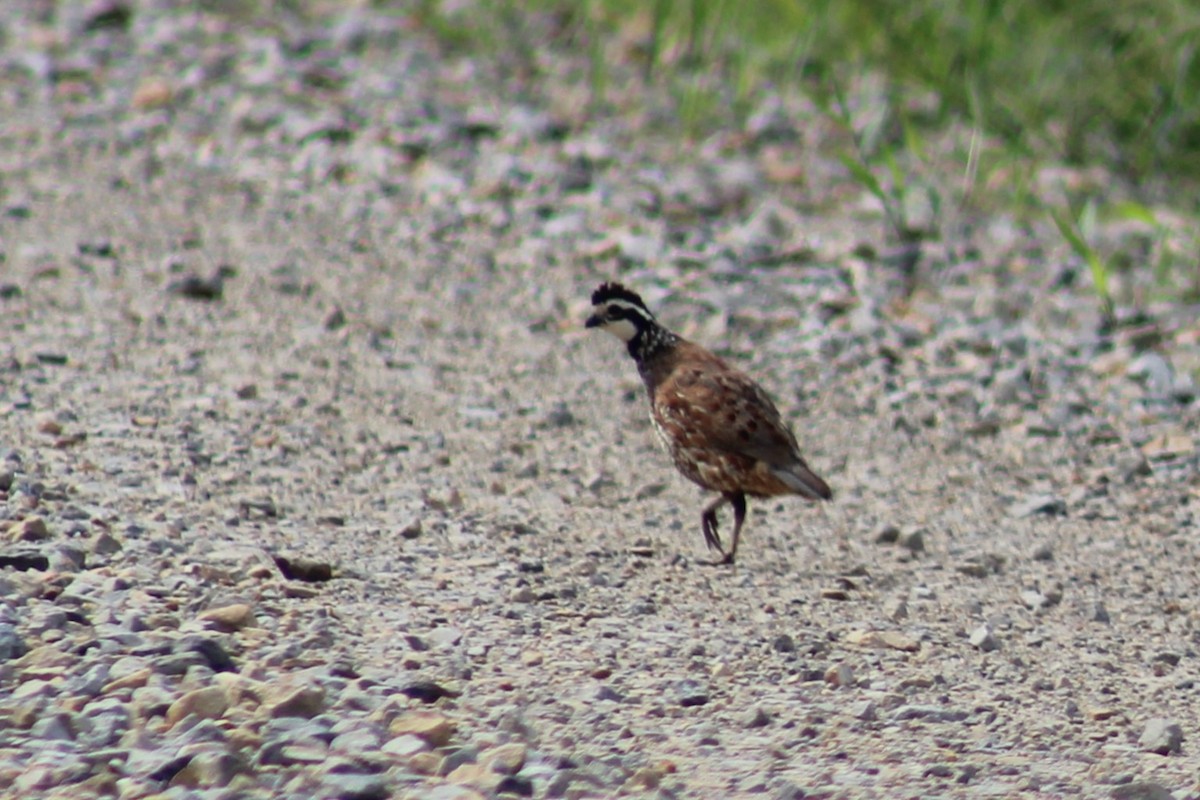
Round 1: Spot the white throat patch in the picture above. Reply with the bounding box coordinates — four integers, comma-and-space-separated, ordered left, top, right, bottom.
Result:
597, 316, 639, 342
593, 299, 650, 343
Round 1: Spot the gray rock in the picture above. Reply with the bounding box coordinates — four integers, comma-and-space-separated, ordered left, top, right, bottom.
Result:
0, 623, 27, 660
1128, 352, 1174, 397
898, 527, 926, 553
1138, 718, 1184, 755
674, 680, 710, 707
1087, 602, 1112, 624
890, 705, 970, 723
318, 772, 390, 800
30, 712, 76, 741
1009, 494, 1066, 518
427, 626, 463, 649
851, 700, 877, 721
740, 705, 771, 728
969, 624, 1000, 652
1110, 783, 1178, 800
772, 633, 796, 653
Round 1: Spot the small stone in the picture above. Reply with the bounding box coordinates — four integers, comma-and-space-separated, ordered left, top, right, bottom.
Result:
91, 532, 123, 555
510, 586, 535, 603
264, 681, 326, 718
1031, 543, 1054, 561
30, 711, 75, 741
170, 751, 246, 789
1141, 433, 1194, 460
484, 742, 526, 775
400, 680, 460, 704
0, 624, 28, 660
320, 773, 389, 800
9, 517, 50, 542
103, 667, 152, 693
1116, 451, 1153, 482
187, 637, 237, 673
399, 519, 423, 539
874, 524, 900, 544
969, 624, 1000, 652
1088, 602, 1111, 624
390, 712, 456, 747
846, 629, 919, 652
1152, 651, 1182, 667
1009, 494, 1066, 518
197, 604, 255, 631
169, 270, 228, 301
542, 401, 576, 428
898, 528, 925, 553
957, 554, 1005, 577
427, 627, 463, 649
772, 633, 796, 653
1138, 718, 1184, 755
1110, 782, 1179, 800
496, 775, 534, 797
1086, 706, 1120, 721
851, 700, 876, 720
675, 680, 709, 707
824, 664, 855, 687
83, 0, 132, 31
740, 705, 771, 729
381, 734, 428, 757
1020, 590, 1052, 611
166, 686, 229, 727
235, 384, 258, 400
273, 554, 333, 582
132, 77, 173, 110
324, 307, 347, 331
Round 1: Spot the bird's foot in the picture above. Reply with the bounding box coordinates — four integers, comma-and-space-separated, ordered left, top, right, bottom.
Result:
707, 551, 735, 567
701, 510, 723, 552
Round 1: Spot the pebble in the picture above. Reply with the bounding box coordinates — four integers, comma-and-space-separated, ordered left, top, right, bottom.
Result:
1087, 602, 1112, 624
0, 624, 28, 660
197, 603, 256, 631
8, 516, 51, 542
390, 712, 457, 747
969, 624, 1000, 652
265, 681, 326, 718
846, 629, 919, 652
166, 687, 229, 727
740, 705, 771, 728
674, 681, 710, 707
1009, 494, 1067, 518
1109, 783, 1178, 800
897, 528, 926, 553
1138, 719, 1184, 755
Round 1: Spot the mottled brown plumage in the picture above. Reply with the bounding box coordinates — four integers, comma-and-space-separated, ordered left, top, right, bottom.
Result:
586, 281, 831, 564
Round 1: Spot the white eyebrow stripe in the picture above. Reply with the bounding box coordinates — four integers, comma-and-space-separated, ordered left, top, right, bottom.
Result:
598, 299, 650, 315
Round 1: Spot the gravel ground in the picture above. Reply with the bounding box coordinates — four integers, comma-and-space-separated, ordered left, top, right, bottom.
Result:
1, 2, 1199, 799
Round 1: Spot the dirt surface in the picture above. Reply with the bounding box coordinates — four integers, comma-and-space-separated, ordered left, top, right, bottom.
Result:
1, 3, 1198, 799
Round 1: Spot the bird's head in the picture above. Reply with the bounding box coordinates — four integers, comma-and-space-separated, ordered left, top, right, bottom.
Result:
585, 282, 656, 343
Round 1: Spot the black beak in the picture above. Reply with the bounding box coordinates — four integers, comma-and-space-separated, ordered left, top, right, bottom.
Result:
585, 314, 603, 329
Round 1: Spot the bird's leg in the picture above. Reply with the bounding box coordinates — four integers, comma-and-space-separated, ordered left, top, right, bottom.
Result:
700, 494, 730, 556
722, 492, 748, 565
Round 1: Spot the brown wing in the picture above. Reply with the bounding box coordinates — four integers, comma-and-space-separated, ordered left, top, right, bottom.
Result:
663, 346, 802, 468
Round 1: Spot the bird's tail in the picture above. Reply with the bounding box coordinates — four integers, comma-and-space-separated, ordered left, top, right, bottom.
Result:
774, 462, 832, 501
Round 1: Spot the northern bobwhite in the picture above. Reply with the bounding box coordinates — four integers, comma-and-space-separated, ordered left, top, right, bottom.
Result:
586, 282, 831, 565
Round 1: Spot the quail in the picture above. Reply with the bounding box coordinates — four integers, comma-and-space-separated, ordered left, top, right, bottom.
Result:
586, 281, 831, 565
